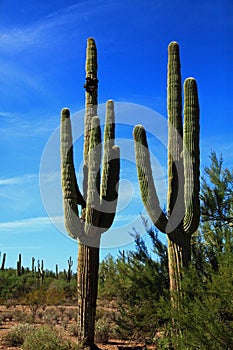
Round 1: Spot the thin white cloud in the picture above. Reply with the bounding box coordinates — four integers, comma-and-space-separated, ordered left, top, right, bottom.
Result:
0, 215, 63, 231
0, 245, 42, 251
0, 174, 37, 186
0, 0, 124, 54
0, 2, 92, 53
0, 111, 58, 139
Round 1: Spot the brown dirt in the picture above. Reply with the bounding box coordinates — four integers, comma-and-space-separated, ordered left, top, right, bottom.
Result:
0, 305, 155, 350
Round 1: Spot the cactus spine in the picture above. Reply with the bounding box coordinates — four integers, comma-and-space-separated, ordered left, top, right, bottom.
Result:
133, 42, 200, 303
60, 38, 120, 347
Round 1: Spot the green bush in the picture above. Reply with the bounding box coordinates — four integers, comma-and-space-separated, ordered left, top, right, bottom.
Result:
22, 325, 80, 350
98, 226, 169, 342
3, 323, 35, 346
95, 316, 112, 343
172, 255, 233, 350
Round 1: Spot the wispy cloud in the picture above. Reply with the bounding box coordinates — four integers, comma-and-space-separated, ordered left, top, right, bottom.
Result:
0, 174, 37, 186
0, 215, 63, 231
0, 245, 42, 251
0, 2, 94, 53
0, 111, 58, 139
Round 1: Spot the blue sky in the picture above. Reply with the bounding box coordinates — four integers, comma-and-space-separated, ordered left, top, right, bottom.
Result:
0, 0, 232, 271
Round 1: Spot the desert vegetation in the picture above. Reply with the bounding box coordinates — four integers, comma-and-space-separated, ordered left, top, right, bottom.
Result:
1, 37, 232, 349
0, 152, 233, 349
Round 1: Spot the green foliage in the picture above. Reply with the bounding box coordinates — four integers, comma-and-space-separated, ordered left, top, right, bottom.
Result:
99, 222, 170, 341
3, 323, 35, 346
0, 269, 35, 302
168, 254, 233, 349
1, 150, 232, 348
22, 325, 80, 350
158, 153, 233, 349
0, 267, 77, 305
95, 316, 112, 343
199, 151, 233, 271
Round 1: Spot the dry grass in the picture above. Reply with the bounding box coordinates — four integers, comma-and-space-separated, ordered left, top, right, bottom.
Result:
0, 305, 155, 350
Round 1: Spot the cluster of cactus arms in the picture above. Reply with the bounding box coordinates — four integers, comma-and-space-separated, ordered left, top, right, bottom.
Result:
60, 38, 120, 347
133, 42, 200, 301
61, 43, 120, 243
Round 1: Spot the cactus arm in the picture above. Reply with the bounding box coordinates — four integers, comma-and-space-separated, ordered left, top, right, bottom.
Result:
133, 125, 168, 233
98, 100, 120, 230
83, 38, 98, 200
99, 145, 120, 230
100, 100, 115, 199
167, 41, 184, 219
183, 78, 200, 234
85, 116, 101, 237
167, 41, 182, 137
60, 108, 85, 239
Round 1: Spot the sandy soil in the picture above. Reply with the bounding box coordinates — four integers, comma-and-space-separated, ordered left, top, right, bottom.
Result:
0, 305, 155, 350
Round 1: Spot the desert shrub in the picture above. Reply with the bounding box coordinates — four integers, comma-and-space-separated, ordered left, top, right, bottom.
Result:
68, 323, 79, 337
171, 255, 233, 350
43, 307, 61, 325
22, 325, 80, 350
45, 284, 66, 305
95, 316, 112, 343
3, 323, 35, 346
64, 307, 76, 321
99, 226, 169, 342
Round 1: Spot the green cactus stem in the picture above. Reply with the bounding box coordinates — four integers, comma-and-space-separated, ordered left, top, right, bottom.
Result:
133, 41, 200, 304
60, 38, 120, 347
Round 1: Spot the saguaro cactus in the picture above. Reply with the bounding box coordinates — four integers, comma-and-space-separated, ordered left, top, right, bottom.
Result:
31, 256, 35, 274
17, 253, 23, 276
133, 42, 200, 303
37, 259, 45, 284
66, 256, 73, 284
60, 38, 120, 348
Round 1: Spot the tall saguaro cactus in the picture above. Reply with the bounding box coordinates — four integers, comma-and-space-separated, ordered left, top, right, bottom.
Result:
60, 38, 120, 348
133, 42, 200, 303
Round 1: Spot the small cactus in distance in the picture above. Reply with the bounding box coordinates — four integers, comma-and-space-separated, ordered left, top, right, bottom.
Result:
55, 264, 59, 279
133, 42, 200, 304
66, 256, 73, 284
37, 259, 45, 284
0, 252, 6, 270
31, 257, 35, 274
17, 253, 23, 276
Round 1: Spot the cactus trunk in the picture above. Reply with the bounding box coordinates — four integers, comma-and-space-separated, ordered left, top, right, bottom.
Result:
60, 38, 120, 348
77, 244, 99, 345
133, 42, 200, 306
